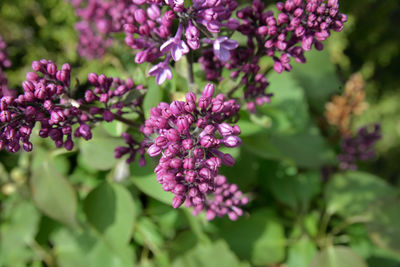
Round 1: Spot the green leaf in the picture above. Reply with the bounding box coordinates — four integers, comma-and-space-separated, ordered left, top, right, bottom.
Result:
0, 200, 40, 266
102, 120, 128, 137
52, 228, 135, 267
366, 198, 400, 254
30, 160, 78, 228
269, 125, 336, 168
325, 171, 397, 218
266, 170, 321, 210
172, 240, 250, 267
291, 49, 341, 111
310, 246, 368, 267
261, 71, 310, 134
130, 158, 173, 205
83, 181, 136, 247
242, 132, 284, 160
218, 209, 286, 265
143, 79, 163, 119
133, 217, 164, 252
287, 238, 317, 267
80, 136, 124, 171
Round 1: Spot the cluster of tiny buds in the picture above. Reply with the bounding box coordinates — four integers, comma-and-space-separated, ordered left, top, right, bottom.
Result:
200, 0, 346, 109
141, 83, 244, 219
114, 132, 147, 165
67, 0, 240, 84
85, 72, 145, 122
338, 124, 381, 170
1, 60, 75, 152
0, 35, 12, 97
200, 175, 248, 221
1, 59, 145, 153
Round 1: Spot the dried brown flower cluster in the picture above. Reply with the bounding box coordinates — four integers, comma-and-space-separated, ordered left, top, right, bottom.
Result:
325, 73, 368, 136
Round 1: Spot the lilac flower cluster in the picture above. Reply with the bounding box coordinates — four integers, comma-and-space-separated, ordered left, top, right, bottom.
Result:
68, 0, 121, 59
141, 83, 244, 217
338, 124, 381, 170
85, 72, 146, 121
124, 0, 240, 84
0, 35, 12, 97
200, 0, 346, 110
202, 175, 248, 221
114, 132, 147, 165
68, 0, 240, 84
1, 60, 75, 152
0, 59, 145, 153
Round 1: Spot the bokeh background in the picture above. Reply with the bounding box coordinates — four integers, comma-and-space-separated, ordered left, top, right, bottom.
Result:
0, 0, 399, 266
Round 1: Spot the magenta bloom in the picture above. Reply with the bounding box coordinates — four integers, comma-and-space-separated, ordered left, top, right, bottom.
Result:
213, 37, 239, 62
141, 83, 244, 220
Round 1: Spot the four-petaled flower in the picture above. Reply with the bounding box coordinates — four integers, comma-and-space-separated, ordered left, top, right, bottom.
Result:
148, 61, 173, 85
160, 38, 190, 62
213, 37, 239, 62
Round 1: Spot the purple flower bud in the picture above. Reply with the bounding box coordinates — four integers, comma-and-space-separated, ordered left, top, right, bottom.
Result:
182, 138, 194, 150
155, 136, 168, 147
202, 83, 215, 99
32, 61, 42, 72
0, 111, 11, 122
183, 158, 195, 170
102, 110, 114, 122
217, 123, 233, 136
166, 128, 180, 142
79, 124, 92, 140
170, 101, 185, 115
170, 158, 182, 169
176, 116, 189, 134
200, 135, 216, 148
223, 135, 242, 148
47, 62, 57, 75
172, 195, 185, 209
148, 144, 162, 157
50, 108, 65, 124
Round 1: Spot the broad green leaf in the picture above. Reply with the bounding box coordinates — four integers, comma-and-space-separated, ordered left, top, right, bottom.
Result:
172, 240, 250, 267
291, 49, 341, 111
102, 120, 128, 137
236, 119, 265, 137
310, 246, 368, 267
366, 198, 400, 254
0, 200, 40, 266
269, 125, 336, 168
242, 132, 284, 160
287, 238, 317, 267
30, 160, 78, 228
52, 228, 135, 267
261, 72, 310, 134
325, 171, 397, 218
266, 170, 321, 210
143, 79, 163, 119
80, 136, 124, 171
130, 158, 173, 205
219, 209, 286, 265
83, 182, 136, 247
132, 217, 164, 252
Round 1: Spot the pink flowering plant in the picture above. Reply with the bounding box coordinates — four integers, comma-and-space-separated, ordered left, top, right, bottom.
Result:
1, 0, 399, 266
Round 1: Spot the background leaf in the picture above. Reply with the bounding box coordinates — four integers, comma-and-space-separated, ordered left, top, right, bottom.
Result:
30, 159, 78, 228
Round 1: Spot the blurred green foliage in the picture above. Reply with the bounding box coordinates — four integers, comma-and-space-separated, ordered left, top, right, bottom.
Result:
1, 0, 400, 266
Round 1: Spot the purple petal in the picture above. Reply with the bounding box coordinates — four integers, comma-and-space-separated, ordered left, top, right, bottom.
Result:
160, 38, 175, 53
148, 64, 161, 76
171, 41, 189, 61
156, 68, 172, 85
214, 47, 230, 62
221, 39, 239, 50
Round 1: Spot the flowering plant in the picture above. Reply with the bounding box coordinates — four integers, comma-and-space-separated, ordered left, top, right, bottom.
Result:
1, 0, 398, 266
